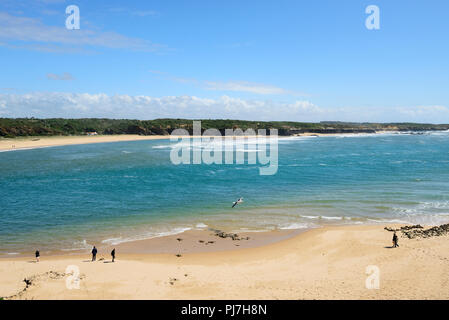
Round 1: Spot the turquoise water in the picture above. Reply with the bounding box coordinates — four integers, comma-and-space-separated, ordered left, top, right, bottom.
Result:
2, 132, 449, 255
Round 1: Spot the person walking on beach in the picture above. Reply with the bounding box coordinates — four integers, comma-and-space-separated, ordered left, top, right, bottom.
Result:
111, 248, 115, 262
35, 249, 40, 262
92, 246, 98, 261
393, 232, 399, 248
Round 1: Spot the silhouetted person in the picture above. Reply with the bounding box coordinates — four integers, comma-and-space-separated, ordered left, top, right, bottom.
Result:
111, 248, 115, 262
92, 246, 97, 261
35, 250, 40, 262
393, 232, 399, 248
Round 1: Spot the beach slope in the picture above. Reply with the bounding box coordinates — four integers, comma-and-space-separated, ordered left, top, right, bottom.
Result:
1, 225, 448, 300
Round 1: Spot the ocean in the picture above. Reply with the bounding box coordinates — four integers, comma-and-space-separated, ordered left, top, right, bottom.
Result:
1, 131, 449, 255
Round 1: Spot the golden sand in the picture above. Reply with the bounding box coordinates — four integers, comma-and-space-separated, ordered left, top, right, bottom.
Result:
1, 224, 448, 300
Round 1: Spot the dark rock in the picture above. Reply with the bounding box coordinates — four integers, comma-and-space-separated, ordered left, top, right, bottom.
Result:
214, 230, 242, 241
384, 225, 423, 232
403, 224, 449, 239
385, 224, 449, 239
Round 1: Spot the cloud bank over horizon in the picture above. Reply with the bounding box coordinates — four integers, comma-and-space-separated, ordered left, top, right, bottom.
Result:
0, 92, 448, 123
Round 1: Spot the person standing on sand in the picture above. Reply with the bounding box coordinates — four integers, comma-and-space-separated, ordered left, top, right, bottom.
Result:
35, 250, 40, 262
111, 248, 115, 262
92, 246, 97, 261
393, 232, 399, 248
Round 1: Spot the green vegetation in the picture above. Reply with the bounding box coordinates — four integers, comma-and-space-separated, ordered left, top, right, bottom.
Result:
1, 118, 448, 138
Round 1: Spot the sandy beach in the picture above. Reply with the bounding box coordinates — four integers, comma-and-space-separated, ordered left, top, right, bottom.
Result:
1, 224, 448, 300
0, 135, 172, 151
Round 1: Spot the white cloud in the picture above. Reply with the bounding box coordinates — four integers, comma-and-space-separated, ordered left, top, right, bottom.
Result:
0, 92, 447, 123
0, 92, 321, 121
0, 12, 166, 52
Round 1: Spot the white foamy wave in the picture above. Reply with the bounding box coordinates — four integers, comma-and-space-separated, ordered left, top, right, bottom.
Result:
334, 132, 399, 138
279, 223, 312, 230
427, 130, 449, 136
393, 201, 449, 215
100, 237, 123, 245
366, 218, 412, 224
152, 137, 275, 152
61, 239, 91, 251
320, 216, 344, 220
196, 223, 208, 228
301, 215, 320, 219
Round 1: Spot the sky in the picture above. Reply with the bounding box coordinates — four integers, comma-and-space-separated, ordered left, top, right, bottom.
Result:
0, 0, 448, 123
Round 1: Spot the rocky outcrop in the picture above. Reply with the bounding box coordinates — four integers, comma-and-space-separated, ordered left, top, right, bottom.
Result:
385, 224, 449, 239
384, 225, 423, 232
402, 224, 449, 239
212, 229, 250, 241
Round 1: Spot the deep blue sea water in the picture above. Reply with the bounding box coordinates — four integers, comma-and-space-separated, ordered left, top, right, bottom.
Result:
2, 132, 449, 255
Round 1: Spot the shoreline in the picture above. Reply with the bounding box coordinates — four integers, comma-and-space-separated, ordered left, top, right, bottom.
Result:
0, 134, 172, 152
0, 218, 411, 258
2, 223, 449, 299
0, 131, 401, 152
0, 227, 306, 259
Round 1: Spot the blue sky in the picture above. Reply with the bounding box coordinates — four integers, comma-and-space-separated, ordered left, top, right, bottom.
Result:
0, 0, 448, 122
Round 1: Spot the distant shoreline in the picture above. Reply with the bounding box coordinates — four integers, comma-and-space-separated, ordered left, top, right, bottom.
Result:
0, 134, 173, 152
0, 130, 417, 152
